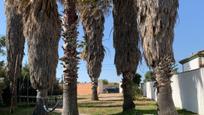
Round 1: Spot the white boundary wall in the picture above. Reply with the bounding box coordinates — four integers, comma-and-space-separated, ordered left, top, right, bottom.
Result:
143, 82, 157, 101
142, 68, 204, 114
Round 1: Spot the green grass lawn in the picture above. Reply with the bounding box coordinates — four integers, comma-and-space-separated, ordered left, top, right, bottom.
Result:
78, 95, 196, 115
0, 94, 197, 115
0, 106, 59, 115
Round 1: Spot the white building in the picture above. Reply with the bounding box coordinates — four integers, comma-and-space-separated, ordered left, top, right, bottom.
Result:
180, 50, 204, 72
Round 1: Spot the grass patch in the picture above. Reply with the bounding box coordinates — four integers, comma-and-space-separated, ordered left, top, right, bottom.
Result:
78, 94, 197, 115
0, 94, 197, 115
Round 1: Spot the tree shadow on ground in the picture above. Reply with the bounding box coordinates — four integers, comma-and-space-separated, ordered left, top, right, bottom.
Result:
99, 96, 123, 99
135, 103, 156, 106
103, 99, 124, 102
111, 109, 156, 115
136, 98, 154, 102
77, 97, 87, 100
79, 104, 122, 108
79, 101, 112, 105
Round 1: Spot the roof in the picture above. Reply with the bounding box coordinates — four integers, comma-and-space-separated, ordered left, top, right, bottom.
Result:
179, 50, 204, 64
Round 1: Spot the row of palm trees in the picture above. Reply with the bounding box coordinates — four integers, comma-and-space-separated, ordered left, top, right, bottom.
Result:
4, 0, 178, 115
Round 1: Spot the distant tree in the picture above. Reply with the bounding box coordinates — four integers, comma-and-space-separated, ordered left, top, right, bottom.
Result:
101, 79, 109, 85
131, 73, 142, 100
48, 79, 62, 95
0, 36, 7, 105
0, 36, 6, 55
113, 82, 119, 86
17, 64, 36, 97
0, 62, 11, 106
133, 73, 142, 86
172, 64, 179, 74
21, 64, 29, 79
144, 71, 155, 82
0, 62, 6, 105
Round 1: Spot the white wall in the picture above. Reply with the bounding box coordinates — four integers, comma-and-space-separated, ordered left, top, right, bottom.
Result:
119, 82, 122, 93
144, 82, 157, 100
200, 57, 204, 66
183, 58, 199, 72
141, 83, 146, 96
143, 68, 204, 114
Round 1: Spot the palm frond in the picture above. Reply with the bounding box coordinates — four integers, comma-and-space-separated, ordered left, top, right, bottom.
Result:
137, 0, 179, 68
113, 0, 141, 75
21, 0, 60, 89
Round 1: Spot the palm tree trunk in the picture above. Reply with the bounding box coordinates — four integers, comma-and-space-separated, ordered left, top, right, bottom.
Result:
32, 89, 48, 115
154, 58, 177, 115
91, 80, 98, 100
5, 1, 25, 112
62, 79, 78, 115
157, 85, 177, 115
61, 0, 79, 115
122, 72, 135, 111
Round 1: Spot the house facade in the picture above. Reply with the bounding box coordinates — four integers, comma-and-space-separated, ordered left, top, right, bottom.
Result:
180, 50, 204, 72
77, 81, 103, 95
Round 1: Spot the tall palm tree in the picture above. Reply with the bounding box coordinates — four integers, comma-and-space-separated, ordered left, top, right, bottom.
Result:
4, 0, 25, 112
137, 0, 179, 114
59, 0, 79, 114
19, 0, 60, 115
78, 1, 105, 100
112, 0, 141, 111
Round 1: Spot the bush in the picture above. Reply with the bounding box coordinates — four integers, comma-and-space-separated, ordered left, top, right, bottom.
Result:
132, 83, 142, 100
101, 79, 109, 85
2, 86, 11, 106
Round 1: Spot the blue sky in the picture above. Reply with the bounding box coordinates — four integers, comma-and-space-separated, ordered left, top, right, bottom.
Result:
0, 1, 204, 82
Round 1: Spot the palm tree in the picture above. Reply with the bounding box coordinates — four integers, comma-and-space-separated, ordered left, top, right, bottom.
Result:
4, 0, 25, 112
137, 0, 179, 114
59, 0, 79, 114
78, 1, 105, 100
19, 0, 60, 115
112, 0, 141, 111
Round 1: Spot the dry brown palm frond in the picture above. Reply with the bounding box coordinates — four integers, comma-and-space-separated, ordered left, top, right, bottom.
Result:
76, 0, 111, 16
5, 0, 25, 79
78, 36, 88, 60
4, 0, 25, 109
137, 0, 179, 68
21, 0, 61, 89
113, 0, 141, 75
78, 1, 105, 79
97, 0, 112, 15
